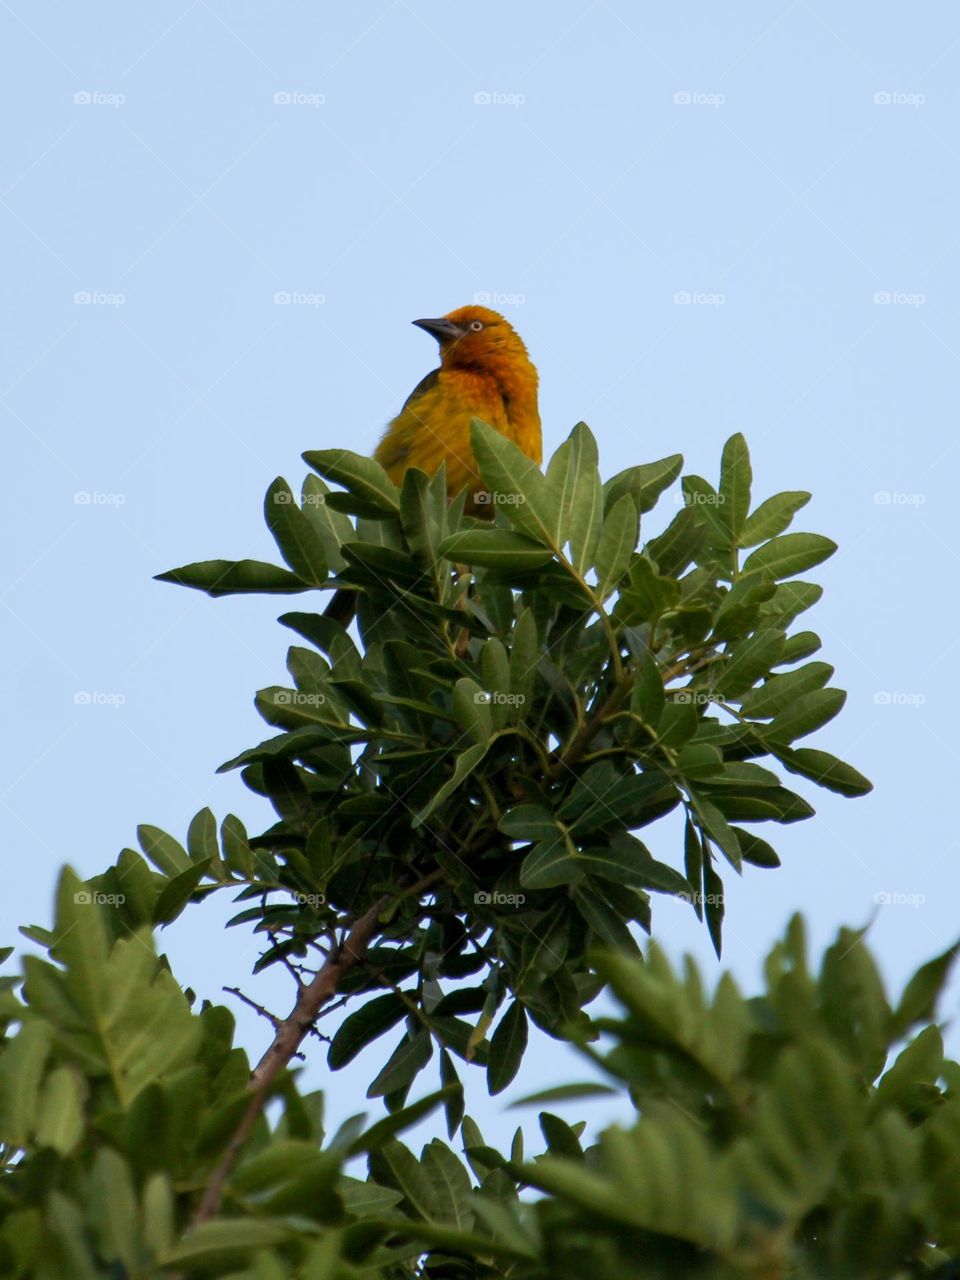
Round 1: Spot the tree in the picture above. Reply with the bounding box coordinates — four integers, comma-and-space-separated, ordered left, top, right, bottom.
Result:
2, 424, 955, 1278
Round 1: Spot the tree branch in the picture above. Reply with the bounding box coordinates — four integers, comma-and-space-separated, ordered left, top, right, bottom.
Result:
190, 893, 389, 1228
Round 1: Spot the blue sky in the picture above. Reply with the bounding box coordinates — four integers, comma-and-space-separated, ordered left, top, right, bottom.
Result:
3, 1, 959, 1154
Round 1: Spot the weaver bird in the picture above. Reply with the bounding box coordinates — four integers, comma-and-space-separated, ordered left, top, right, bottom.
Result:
325, 306, 542, 622
374, 304, 542, 512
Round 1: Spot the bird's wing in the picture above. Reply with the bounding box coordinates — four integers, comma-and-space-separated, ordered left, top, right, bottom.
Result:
401, 367, 441, 412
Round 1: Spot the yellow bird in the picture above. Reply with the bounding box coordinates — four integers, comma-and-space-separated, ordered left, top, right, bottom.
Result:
374, 304, 542, 514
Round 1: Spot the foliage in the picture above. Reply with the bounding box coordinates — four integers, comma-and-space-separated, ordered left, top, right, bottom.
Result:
1, 889, 958, 1277
0, 424, 926, 1279
149, 425, 867, 1103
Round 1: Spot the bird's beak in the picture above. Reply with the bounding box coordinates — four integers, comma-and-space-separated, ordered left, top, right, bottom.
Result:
412, 316, 464, 344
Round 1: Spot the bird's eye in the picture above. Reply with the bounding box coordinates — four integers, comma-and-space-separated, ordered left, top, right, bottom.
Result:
469, 320, 484, 331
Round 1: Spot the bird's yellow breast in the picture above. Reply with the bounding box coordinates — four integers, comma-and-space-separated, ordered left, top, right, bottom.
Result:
375, 366, 541, 512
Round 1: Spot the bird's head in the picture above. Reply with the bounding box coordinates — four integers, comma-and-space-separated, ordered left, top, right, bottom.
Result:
412, 306, 536, 387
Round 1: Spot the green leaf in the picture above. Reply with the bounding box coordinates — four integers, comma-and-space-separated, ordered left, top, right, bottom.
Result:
715, 629, 786, 698
471, 419, 556, 544
135, 826, 190, 877
739, 661, 834, 718
766, 688, 847, 744
740, 491, 811, 547
539, 1111, 584, 1159
508, 1082, 616, 1108
438, 529, 554, 571
520, 831, 581, 889
186, 808, 220, 865
594, 494, 638, 595
90, 1148, 139, 1270
777, 630, 822, 664
890, 942, 960, 1039
413, 743, 489, 828
616, 558, 680, 625
743, 532, 837, 580
349, 1086, 457, 1155
302, 448, 399, 513
34, 1066, 84, 1155
690, 795, 742, 870
500, 805, 560, 843
645, 505, 705, 578
328, 993, 408, 1070
452, 678, 494, 744
155, 559, 309, 596
774, 746, 872, 796
564, 424, 604, 572
153, 860, 211, 926
488, 1000, 528, 1095
719, 433, 752, 541
367, 1029, 433, 1098
0, 1019, 52, 1144
630, 649, 665, 726
509, 608, 539, 710
264, 478, 329, 585
604, 454, 683, 514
